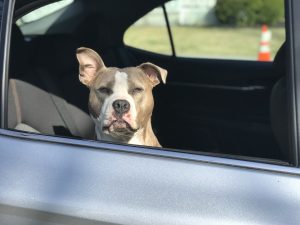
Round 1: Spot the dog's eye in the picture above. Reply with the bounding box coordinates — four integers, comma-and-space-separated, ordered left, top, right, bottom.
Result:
98, 87, 112, 95
132, 87, 144, 95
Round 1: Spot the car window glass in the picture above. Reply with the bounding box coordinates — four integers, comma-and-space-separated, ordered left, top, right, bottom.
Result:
16, 0, 74, 35
165, 0, 285, 61
125, 0, 285, 61
124, 7, 172, 55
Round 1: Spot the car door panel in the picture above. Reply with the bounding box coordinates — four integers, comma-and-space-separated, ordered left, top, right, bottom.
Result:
0, 131, 299, 225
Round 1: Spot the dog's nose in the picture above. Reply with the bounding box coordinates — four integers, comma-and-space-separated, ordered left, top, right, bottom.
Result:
113, 99, 130, 115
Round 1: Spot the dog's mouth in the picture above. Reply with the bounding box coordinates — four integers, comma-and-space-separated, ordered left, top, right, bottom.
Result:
102, 119, 138, 142
103, 119, 138, 133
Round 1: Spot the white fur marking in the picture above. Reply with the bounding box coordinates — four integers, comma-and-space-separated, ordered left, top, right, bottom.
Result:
98, 71, 138, 139
113, 71, 128, 95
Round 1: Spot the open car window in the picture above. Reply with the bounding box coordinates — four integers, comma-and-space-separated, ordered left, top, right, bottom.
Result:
4, 0, 295, 166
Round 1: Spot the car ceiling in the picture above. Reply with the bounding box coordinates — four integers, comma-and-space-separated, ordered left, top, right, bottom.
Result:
14, 0, 169, 45
15, 0, 168, 33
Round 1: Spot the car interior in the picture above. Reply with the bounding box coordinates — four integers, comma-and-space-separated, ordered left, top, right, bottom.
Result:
8, 0, 290, 164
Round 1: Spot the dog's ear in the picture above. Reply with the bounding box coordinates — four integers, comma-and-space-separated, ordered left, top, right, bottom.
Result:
76, 47, 106, 87
137, 62, 167, 87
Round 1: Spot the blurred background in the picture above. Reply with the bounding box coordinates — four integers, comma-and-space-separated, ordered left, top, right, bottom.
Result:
124, 0, 285, 61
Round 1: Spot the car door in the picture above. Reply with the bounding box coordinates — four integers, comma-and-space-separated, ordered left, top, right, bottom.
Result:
0, 0, 300, 225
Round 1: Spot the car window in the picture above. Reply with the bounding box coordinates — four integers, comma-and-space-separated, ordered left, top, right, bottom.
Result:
6, 0, 295, 166
124, 0, 285, 61
124, 7, 172, 55
16, 0, 74, 35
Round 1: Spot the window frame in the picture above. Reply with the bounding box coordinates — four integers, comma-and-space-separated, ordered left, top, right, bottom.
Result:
162, 3, 175, 57
0, 0, 298, 171
287, 0, 300, 166
124, 5, 174, 56
0, 0, 14, 129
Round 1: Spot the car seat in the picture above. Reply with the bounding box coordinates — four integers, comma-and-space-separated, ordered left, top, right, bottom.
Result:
8, 24, 94, 139
270, 42, 292, 162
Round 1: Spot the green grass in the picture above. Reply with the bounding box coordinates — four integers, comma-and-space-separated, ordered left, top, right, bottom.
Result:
124, 26, 285, 60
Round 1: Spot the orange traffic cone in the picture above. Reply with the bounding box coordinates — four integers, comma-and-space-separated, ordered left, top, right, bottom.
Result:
258, 24, 272, 61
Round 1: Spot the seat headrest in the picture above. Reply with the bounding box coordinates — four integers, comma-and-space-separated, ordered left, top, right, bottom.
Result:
10, 24, 29, 77
30, 35, 80, 75
273, 42, 286, 78
270, 41, 291, 161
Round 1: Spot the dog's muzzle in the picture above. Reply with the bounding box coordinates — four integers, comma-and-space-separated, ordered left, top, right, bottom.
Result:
101, 99, 138, 141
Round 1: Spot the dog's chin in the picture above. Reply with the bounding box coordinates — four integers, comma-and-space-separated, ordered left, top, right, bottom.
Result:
103, 120, 138, 142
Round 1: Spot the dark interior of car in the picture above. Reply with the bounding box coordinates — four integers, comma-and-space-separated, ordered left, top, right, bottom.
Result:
8, 0, 290, 163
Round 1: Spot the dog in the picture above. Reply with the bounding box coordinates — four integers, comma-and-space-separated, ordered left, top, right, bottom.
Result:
76, 47, 167, 147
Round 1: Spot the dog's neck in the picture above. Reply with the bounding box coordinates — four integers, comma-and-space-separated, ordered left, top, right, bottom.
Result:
128, 119, 160, 147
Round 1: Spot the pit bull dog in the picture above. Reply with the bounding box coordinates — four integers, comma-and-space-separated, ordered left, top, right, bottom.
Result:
76, 47, 167, 147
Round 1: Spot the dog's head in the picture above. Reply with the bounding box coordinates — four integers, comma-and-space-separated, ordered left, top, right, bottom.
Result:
76, 47, 167, 142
